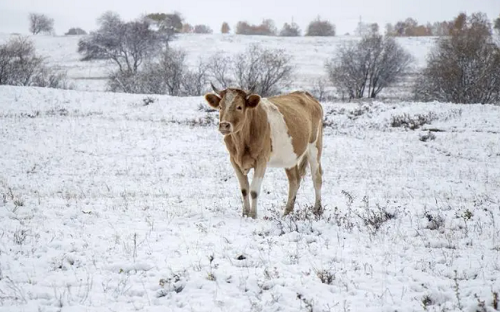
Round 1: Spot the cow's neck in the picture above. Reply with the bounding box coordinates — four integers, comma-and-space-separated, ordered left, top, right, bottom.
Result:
229, 104, 270, 167
233, 105, 267, 142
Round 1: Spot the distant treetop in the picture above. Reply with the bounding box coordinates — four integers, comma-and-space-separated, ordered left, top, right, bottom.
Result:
305, 18, 335, 36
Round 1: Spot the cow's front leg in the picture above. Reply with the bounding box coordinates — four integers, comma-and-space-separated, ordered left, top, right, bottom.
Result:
230, 157, 250, 216
249, 159, 267, 219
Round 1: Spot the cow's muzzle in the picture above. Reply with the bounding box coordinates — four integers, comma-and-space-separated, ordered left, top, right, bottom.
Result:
219, 122, 232, 135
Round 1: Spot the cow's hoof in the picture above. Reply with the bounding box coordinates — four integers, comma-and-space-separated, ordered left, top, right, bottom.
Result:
313, 205, 324, 217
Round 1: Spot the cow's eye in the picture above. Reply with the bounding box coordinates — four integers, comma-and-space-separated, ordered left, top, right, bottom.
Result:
237, 106, 242, 110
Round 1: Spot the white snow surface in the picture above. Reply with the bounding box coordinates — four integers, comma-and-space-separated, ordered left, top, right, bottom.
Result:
1, 85, 499, 312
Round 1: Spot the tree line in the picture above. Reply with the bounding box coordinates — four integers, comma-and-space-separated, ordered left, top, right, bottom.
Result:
1, 11, 500, 104
25, 11, 500, 37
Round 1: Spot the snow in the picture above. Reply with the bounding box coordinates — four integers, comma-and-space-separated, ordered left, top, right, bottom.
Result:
0, 33, 499, 312
1, 85, 499, 312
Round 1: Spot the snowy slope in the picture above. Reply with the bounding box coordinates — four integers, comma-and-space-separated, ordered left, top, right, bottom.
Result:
0, 33, 438, 93
1, 86, 499, 312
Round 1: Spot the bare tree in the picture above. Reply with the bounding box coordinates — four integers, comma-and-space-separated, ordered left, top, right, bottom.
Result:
306, 18, 335, 36
207, 51, 234, 87
414, 12, 500, 104
193, 25, 213, 34
208, 44, 293, 96
280, 22, 301, 36
182, 59, 210, 96
326, 34, 413, 98
29, 13, 54, 35
78, 12, 163, 74
108, 48, 208, 96
107, 49, 185, 95
156, 48, 187, 96
310, 77, 330, 101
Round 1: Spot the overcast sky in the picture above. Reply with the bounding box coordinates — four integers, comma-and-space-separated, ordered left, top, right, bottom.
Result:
1, 0, 499, 35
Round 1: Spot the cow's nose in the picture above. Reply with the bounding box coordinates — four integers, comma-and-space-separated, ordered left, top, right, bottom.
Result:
219, 122, 231, 133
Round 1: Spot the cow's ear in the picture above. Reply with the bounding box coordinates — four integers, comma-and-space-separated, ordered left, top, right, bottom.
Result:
205, 93, 221, 108
246, 94, 261, 108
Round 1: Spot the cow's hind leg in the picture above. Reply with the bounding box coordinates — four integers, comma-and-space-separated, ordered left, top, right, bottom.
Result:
283, 166, 301, 216
308, 139, 323, 215
230, 157, 250, 217
283, 156, 308, 216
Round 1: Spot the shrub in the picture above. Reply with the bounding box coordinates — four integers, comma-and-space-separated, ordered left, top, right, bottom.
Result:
221, 22, 230, 34
355, 22, 379, 36
235, 19, 277, 36
305, 18, 335, 36
390, 112, 437, 130
65, 28, 87, 35
309, 78, 331, 102
356, 200, 396, 235
0, 36, 69, 88
208, 44, 294, 96
181, 23, 193, 33
419, 131, 436, 142
193, 24, 213, 34
279, 22, 301, 36
326, 34, 413, 98
386, 18, 433, 37
414, 12, 500, 104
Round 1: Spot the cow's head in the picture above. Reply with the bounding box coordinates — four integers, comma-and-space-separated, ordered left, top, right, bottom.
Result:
204, 83, 261, 135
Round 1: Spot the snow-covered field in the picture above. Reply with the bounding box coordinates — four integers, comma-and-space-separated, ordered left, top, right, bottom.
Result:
1, 32, 499, 311
1, 84, 499, 311
0, 33, 438, 95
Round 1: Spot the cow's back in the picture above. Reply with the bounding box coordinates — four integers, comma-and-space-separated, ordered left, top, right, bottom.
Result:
268, 91, 322, 140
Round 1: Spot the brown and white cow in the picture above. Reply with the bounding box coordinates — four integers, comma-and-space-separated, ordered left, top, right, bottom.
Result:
205, 85, 324, 218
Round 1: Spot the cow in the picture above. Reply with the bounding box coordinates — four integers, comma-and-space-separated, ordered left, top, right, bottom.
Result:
204, 85, 324, 218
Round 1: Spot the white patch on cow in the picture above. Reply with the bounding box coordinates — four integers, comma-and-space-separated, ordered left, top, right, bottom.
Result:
224, 91, 236, 109
307, 123, 321, 171
308, 143, 319, 170
260, 98, 298, 168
